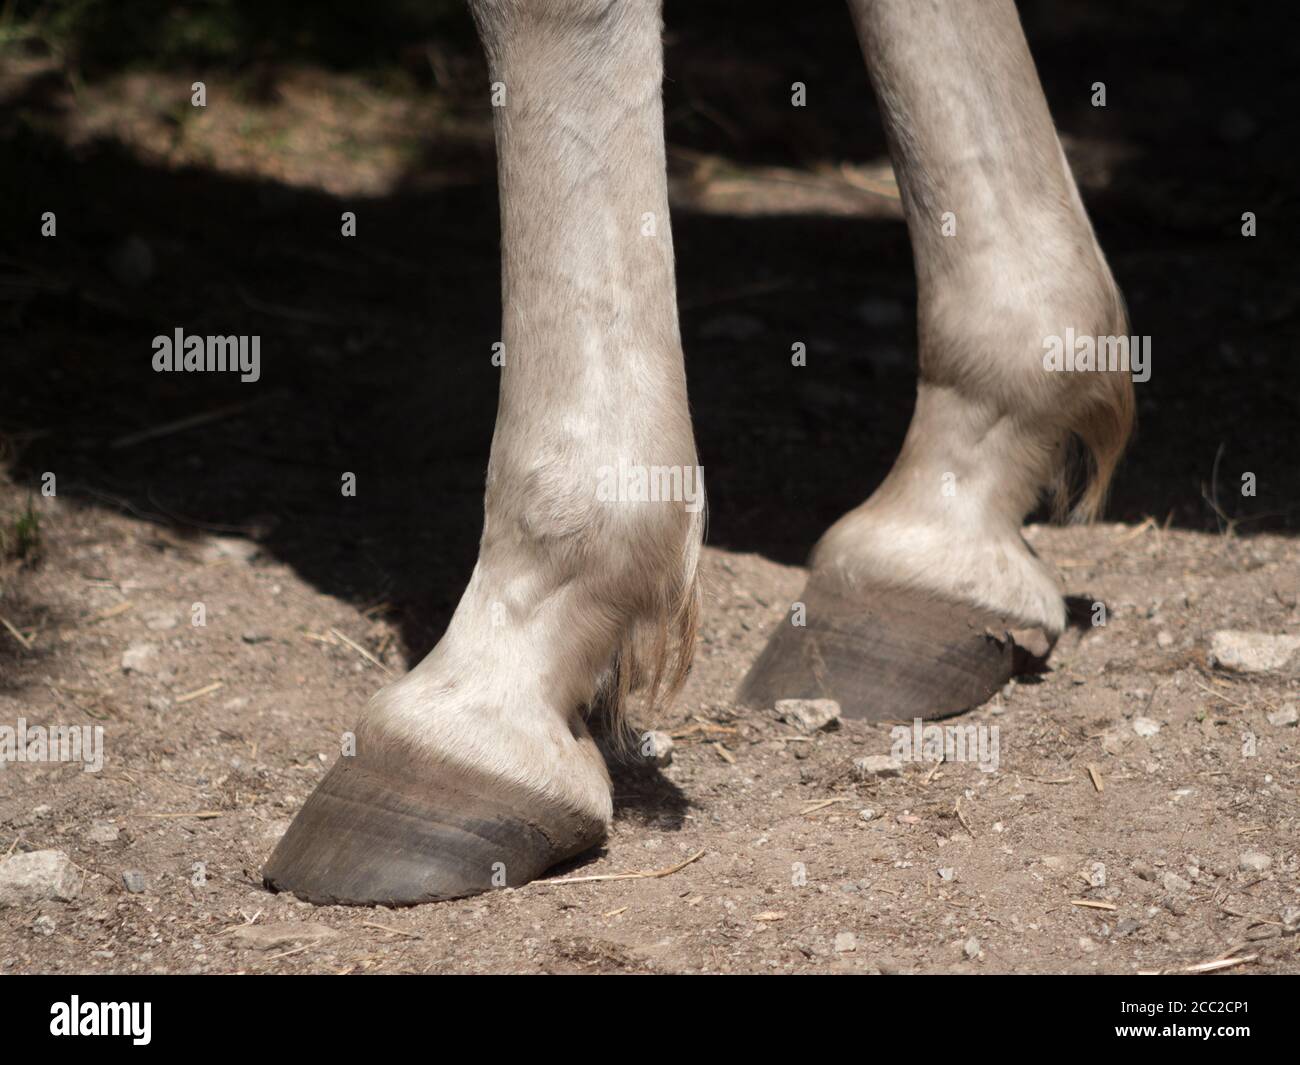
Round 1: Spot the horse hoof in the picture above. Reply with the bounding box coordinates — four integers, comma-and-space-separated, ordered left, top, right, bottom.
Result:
263, 745, 607, 906
737, 574, 1053, 721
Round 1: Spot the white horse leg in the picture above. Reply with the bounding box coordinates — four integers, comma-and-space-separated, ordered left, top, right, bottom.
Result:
741, 0, 1134, 718
266, 0, 701, 904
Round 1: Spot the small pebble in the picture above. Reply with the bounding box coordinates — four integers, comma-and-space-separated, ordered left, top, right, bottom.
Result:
1131, 860, 1158, 882
198, 536, 260, 563
0, 850, 83, 906
1266, 704, 1298, 727
1209, 631, 1300, 675
122, 870, 147, 894
121, 642, 159, 675
85, 822, 119, 845
1238, 851, 1272, 873
854, 755, 902, 778
776, 698, 842, 733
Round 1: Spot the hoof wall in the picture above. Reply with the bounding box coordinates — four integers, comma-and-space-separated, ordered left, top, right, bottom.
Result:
264, 752, 606, 906
738, 576, 1052, 721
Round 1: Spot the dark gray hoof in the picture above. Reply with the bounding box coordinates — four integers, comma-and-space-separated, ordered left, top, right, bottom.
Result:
738, 574, 1053, 722
263, 748, 606, 906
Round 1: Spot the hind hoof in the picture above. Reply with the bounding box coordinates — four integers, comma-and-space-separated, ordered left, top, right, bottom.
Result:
738, 575, 1053, 721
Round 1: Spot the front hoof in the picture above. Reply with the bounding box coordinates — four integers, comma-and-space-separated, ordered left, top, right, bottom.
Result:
264, 749, 607, 906
737, 575, 1053, 721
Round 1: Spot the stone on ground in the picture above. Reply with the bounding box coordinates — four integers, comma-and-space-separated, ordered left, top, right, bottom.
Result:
0, 850, 83, 906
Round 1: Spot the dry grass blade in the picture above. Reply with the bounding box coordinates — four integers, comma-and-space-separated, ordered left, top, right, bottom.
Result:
542, 849, 705, 886
801, 797, 852, 816
141, 810, 223, 820
328, 627, 392, 676
669, 719, 738, 739
955, 797, 976, 837
1140, 953, 1258, 975
362, 921, 422, 940
266, 944, 313, 961
0, 615, 33, 649
213, 910, 263, 936
90, 602, 133, 623
1113, 517, 1156, 543
1179, 954, 1259, 974
175, 681, 223, 704
837, 161, 901, 199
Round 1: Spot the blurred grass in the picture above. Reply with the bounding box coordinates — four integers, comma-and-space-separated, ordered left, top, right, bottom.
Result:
1, 0, 475, 76
0, 497, 41, 565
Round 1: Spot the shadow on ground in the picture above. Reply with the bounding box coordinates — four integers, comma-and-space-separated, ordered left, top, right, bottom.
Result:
2, 0, 1296, 688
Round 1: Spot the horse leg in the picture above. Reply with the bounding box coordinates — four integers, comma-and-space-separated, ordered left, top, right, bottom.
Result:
266, 0, 700, 904
741, 0, 1134, 718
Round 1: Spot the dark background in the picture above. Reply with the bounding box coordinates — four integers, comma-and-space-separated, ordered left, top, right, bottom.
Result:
2, 0, 1296, 661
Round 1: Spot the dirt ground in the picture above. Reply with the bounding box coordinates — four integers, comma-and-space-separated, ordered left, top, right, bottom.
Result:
2, 502, 1299, 975
1, 1, 1297, 974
